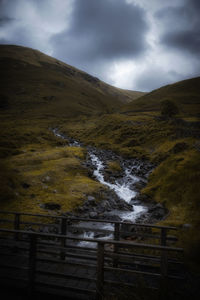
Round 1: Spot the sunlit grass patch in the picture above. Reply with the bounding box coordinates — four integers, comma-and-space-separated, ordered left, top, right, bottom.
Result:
0, 142, 102, 214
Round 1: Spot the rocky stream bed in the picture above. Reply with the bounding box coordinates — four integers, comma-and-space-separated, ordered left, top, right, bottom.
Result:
48, 129, 168, 241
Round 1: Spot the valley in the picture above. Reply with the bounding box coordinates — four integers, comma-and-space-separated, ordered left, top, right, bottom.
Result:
0, 45, 200, 271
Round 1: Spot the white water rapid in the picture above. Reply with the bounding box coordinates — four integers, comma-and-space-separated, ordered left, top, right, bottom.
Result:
89, 153, 146, 222
77, 153, 147, 247
51, 128, 148, 247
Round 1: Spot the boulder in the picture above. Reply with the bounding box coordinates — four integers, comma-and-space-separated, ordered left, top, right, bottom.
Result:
101, 213, 121, 222
42, 202, 61, 210
87, 196, 96, 204
89, 212, 98, 219
22, 182, 30, 189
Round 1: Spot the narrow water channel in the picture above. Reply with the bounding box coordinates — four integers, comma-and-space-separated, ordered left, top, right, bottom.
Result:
52, 128, 150, 246
89, 152, 147, 221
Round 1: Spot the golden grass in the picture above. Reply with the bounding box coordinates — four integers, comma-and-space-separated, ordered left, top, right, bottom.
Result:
107, 160, 122, 172
122, 77, 200, 118
0, 44, 200, 270
0, 143, 104, 214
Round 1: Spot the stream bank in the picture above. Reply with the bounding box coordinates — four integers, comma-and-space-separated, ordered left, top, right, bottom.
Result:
52, 128, 167, 225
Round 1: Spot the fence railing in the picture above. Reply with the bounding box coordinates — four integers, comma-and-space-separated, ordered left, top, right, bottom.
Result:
0, 211, 184, 299
0, 210, 178, 246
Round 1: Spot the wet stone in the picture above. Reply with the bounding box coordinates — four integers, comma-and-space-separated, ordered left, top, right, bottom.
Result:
87, 196, 96, 202
89, 212, 98, 218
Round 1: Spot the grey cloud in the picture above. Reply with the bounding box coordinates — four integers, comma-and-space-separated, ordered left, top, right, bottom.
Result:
162, 29, 200, 56
0, 0, 199, 92
134, 68, 185, 92
0, 16, 14, 25
156, 0, 200, 57
51, 0, 149, 72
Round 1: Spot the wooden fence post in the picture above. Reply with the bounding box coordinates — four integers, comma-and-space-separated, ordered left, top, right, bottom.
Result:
113, 223, 120, 267
161, 228, 167, 246
14, 213, 20, 241
160, 228, 168, 295
60, 218, 67, 260
96, 242, 105, 300
28, 234, 37, 295
60, 218, 67, 235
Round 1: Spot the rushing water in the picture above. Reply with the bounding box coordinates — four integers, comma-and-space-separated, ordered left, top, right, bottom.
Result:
74, 150, 147, 247
89, 153, 146, 222
52, 128, 147, 246
52, 128, 81, 147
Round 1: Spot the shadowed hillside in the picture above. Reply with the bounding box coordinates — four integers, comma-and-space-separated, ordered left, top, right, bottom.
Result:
0, 45, 200, 272
121, 77, 200, 118
0, 44, 144, 215
0, 44, 144, 118
59, 77, 200, 270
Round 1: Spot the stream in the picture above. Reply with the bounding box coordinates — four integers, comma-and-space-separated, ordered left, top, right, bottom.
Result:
89, 152, 147, 221
51, 128, 165, 247
77, 151, 148, 247
52, 128, 147, 220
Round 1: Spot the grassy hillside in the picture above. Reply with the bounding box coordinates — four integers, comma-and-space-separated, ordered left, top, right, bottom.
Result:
0, 45, 200, 269
0, 44, 144, 118
58, 78, 200, 268
0, 45, 144, 215
122, 77, 200, 118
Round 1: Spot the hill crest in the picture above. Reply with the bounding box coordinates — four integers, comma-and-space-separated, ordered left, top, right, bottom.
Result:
0, 44, 145, 118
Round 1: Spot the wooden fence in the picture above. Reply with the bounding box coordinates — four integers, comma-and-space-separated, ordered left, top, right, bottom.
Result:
0, 211, 184, 299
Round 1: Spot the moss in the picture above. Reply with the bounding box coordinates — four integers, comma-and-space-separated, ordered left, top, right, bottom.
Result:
0, 45, 200, 271
107, 161, 122, 172
122, 77, 200, 118
141, 149, 200, 267
0, 143, 103, 214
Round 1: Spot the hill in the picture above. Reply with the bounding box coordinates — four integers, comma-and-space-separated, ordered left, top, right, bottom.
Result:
59, 77, 200, 269
0, 45, 199, 270
0, 44, 144, 118
121, 77, 200, 118
0, 44, 144, 216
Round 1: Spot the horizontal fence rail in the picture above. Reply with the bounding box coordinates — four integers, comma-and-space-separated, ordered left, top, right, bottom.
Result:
0, 211, 184, 299
0, 210, 178, 245
0, 210, 177, 228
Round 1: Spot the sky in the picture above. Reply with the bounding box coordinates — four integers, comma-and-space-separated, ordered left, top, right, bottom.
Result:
0, 0, 200, 92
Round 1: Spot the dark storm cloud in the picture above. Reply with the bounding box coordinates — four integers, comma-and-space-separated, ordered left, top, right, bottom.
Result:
51, 0, 149, 72
0, 0, 199, 91
0, 16, 14, 25
163, 29, 200, 56
156, 0, 200, 57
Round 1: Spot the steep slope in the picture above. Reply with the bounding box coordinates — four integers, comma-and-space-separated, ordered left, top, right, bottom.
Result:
0, 44, 143, 118
0, 44, 144, 216
0, 45, 199, 269
121, 77, 200, 118
59, 78, 200, 268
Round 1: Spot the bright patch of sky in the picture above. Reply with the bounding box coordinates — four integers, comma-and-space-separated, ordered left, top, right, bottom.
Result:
0, 0, 199, 91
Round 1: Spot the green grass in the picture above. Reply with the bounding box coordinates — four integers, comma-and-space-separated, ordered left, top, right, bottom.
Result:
60, 113, 200, 269
122, 77, 200, 118
0, 44, 144, 120
0, 44, 200, 271
0, 141, 104, 214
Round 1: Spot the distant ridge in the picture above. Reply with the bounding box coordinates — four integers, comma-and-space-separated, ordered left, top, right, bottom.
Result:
0, 44, 144, 118
121, 76, 200, 117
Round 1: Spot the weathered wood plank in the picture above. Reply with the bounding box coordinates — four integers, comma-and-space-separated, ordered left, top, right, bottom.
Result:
28, 234, 37, 294
96, 242, 105, 300
0, 210, 177, 230
105, 266, 161, 277
0, 218, 184, 300
0, 228, 183, 252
